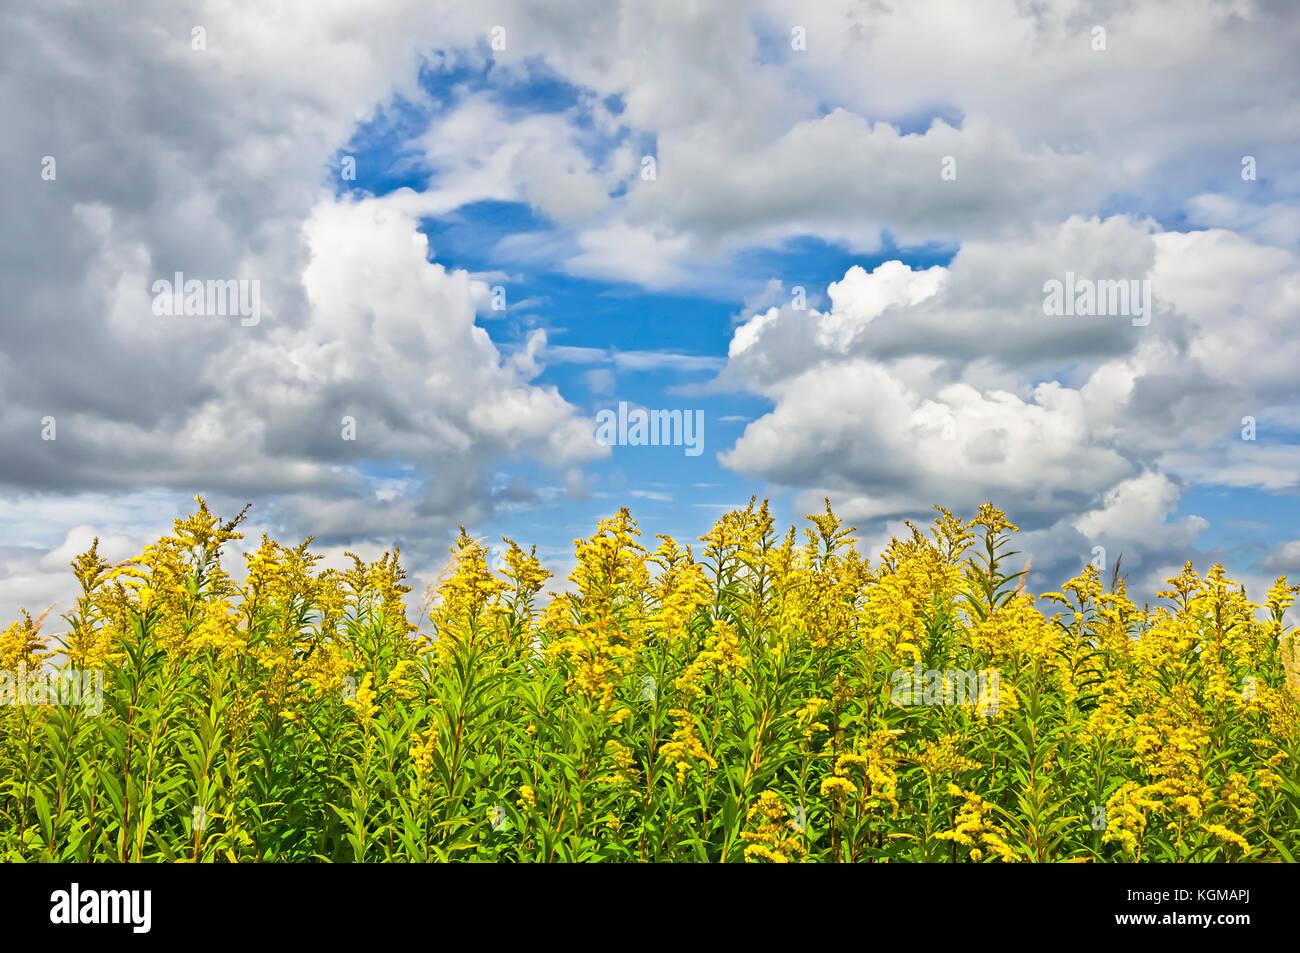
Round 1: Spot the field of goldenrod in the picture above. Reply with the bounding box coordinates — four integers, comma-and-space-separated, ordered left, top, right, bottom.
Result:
0, 497, 1297, 862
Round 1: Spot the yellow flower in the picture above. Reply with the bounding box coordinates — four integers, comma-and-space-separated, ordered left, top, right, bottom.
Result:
1203, 824, 1250, 854
410, 728, 438, 779
384, 658, 423, 701
915, 733, 980, 779
741, 792, 804, 863
658, 709, 717, 784
345, 673, 379, 730
936, 787, 1019, 862
0, 609, 55, 671
820, 776, 857, 799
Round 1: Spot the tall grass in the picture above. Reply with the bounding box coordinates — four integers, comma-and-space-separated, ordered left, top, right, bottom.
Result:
0, 497, 1296, 862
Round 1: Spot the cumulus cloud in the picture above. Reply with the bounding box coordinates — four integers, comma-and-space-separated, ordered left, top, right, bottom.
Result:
716, 214, 1299, 581
0, 1, 620, 622
1260, 538, 1300, 573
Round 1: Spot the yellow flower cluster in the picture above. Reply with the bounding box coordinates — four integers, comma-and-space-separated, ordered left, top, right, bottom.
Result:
345, 673, 379, 730
741, 792, 805, 863
659, 708, 718, 784
936, 784, 1019, 862
0, 496, 1295, 863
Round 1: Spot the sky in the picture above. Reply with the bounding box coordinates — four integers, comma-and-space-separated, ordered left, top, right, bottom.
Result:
2, 0, 1300, 626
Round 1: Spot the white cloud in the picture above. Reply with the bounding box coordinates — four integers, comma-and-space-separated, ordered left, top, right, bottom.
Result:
565, 224, 693, 287
1261, 538, 1300, 573
716, 213, 1299, 580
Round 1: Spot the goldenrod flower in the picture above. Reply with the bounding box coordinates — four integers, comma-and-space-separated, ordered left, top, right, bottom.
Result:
741, 792, 805, 863
345, 673, 378, 730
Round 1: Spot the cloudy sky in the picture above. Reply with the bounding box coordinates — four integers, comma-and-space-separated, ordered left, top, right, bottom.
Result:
3, 0, 1299, 623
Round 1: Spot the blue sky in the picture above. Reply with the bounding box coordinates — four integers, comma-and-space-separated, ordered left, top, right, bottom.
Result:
316, 48, 1300, 593
334, 59, 965, 564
